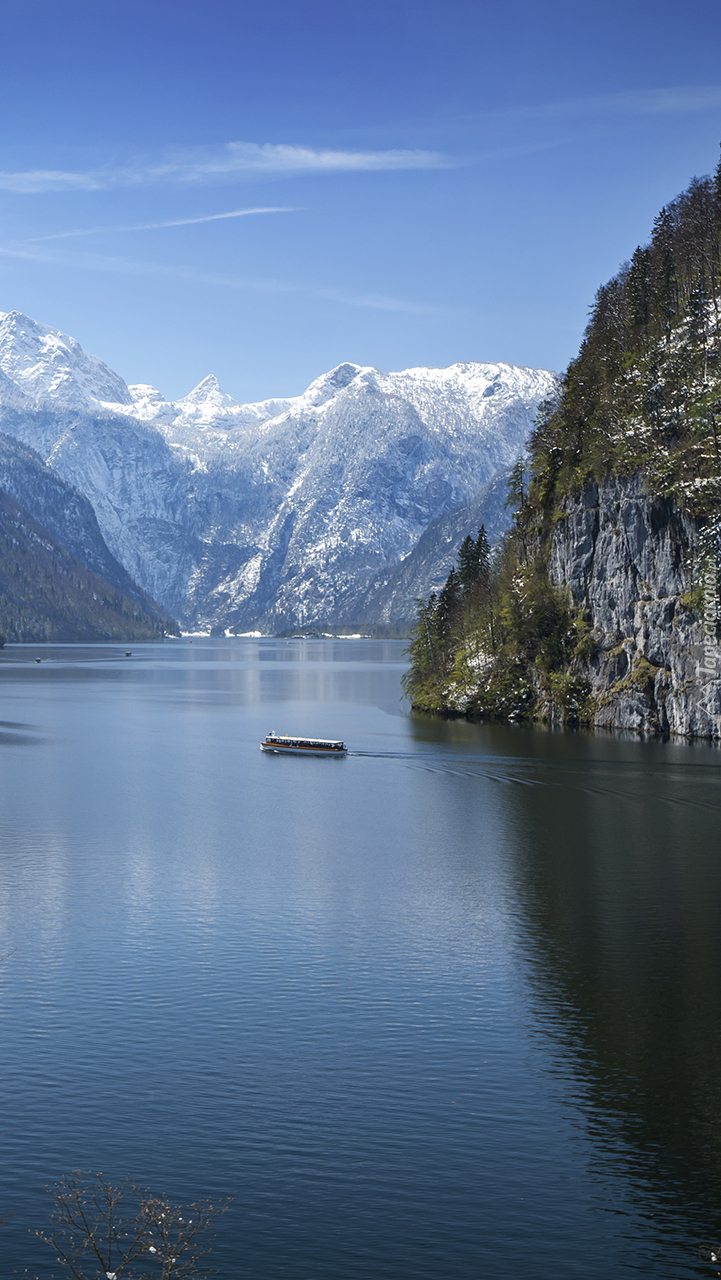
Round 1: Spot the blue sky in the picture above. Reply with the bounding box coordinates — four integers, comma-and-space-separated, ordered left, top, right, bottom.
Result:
1, 0, 721, 401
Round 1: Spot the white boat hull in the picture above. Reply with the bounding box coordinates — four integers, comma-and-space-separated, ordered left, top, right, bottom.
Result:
260, 742, 347, 756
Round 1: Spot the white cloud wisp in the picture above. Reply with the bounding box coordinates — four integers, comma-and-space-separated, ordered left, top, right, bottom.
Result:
0, 142, 452, 195
20, 206, 298, 243
0, 241, 451, 316
466, 83, 721, 129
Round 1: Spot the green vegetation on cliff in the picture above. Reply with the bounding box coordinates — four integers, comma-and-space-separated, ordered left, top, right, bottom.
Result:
402, 501, 591, 721
531, 158, 721, 521
405, 152, 721, 722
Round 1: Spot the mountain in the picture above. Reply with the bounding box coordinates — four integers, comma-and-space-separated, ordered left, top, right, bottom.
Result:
0, 431, 175, 631
0, 311, 133, 410
0, 487, 175, 643
404, 163, 721, 739
0, 310, 556, 631
358, 466, 513, 623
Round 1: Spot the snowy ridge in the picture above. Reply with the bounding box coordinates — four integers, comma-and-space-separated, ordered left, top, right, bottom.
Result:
0, 311, 133, 410
0, 310, 557, 629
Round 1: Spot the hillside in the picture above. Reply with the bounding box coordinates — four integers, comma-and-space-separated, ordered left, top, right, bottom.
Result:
358, 467, 512, 624
0, 431, 174, 629
405, 155, 721, 739
0, 489, 177, 642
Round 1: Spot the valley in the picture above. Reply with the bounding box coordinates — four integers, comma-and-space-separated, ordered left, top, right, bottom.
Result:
0, 310, 555, 634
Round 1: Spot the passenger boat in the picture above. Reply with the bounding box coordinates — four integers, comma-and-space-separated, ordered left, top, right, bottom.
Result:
260, 733, 347, 756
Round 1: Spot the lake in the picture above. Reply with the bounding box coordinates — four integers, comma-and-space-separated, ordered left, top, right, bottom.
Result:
0, 637, 720, 1278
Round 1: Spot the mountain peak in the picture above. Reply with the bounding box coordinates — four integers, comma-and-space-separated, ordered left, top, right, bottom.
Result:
0, 308, 557, 634
180, 374, 238, 408
302, 362, 366, 407
0, 310, 133, 410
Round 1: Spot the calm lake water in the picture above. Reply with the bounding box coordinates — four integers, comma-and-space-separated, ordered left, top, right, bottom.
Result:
0, 638, 720, 1278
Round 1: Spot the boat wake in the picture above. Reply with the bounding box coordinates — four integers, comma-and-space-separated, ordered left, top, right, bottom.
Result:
346, 750, 721, 812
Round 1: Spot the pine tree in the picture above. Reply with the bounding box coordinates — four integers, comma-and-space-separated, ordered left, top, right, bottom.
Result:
457, 534, 479, 591
402, 593, 441, 700
436, 568, 460, 640
475, 525, 491, 590
506, 457, 526, 513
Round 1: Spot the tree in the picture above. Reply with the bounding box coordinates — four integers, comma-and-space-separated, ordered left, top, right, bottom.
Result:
455, 526, 490, 593
402, 593, 442, 703
435, 567, 460, 645
472, 525, 495, 648
456, 534, 477, 590
474, 526, 491, 592
505, 457, 526, 514
37, 1172, 229, 1280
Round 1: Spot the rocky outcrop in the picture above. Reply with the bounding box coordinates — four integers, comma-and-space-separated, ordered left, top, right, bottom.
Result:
549, 474, 721, 739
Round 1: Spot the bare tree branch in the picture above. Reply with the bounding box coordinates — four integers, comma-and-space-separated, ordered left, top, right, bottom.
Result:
36, 1172, 230, 1280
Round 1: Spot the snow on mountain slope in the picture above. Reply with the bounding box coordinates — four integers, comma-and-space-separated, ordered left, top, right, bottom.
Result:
0, 312, 557, 629
128, 375, 296, 433
0, 430, 174, 629
357, 467, 515, 624
0, 311, 133, 410
194, 361, 551, 629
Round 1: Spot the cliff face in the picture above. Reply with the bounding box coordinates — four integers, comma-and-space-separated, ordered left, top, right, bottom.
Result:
549, 474, 721, 739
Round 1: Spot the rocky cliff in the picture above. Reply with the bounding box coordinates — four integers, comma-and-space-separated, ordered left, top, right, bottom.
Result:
549, 475, 721, 739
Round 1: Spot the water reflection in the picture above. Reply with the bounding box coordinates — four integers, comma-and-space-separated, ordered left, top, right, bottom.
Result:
0, 718, 45, 746
409, 718, 721, 1258
0, 639, 407, 718
2, 646, 721, 1277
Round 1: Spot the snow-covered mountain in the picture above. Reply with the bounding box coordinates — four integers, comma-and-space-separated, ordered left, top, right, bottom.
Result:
0, 310, 557, 630
0, 311, 133, 410
0, 430, 174, 631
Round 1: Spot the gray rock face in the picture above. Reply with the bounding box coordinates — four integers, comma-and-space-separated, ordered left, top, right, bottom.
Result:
0, 431, 173, 629
358, 467, 513, 623
549, 474, 721, 739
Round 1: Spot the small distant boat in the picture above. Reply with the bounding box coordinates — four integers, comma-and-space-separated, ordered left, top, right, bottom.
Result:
260, 733, 347, 757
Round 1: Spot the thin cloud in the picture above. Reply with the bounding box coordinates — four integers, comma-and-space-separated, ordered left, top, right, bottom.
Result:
20, 206, 298, 243
0, 90, 715, 194
0, 142, 453, 194
543, 84, 721, 119
467, 83, 721, 127
0, 242, 451, 316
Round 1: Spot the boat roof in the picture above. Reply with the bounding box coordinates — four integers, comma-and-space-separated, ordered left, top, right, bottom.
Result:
265, 733, 344, 745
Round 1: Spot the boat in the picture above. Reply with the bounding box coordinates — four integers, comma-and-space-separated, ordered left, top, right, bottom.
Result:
260, 732, 347, 756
